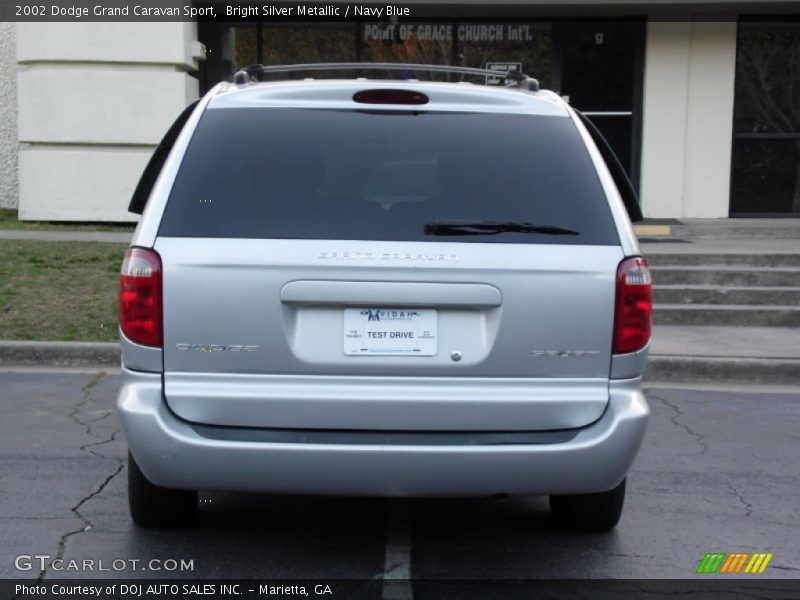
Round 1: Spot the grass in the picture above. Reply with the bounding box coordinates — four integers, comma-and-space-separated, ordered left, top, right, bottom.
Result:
0, 208, 136, 233
0, 240, 126, 342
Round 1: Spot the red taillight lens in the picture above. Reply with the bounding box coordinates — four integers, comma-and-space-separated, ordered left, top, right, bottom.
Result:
119, 248, 162, 347
613, 256, 652, 354
353, 89, 429, 105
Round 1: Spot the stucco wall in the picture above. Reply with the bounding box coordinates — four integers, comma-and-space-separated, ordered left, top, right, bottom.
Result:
0, 22, 18, 209
16, 23, 202, 221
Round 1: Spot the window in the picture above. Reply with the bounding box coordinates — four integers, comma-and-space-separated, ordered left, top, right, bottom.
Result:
731, 20, 800, 215
362, 23, 453, 74
128, 101, 199, 215
159, 108, 619, 245
231, 22, 552, 87
456, 22, 552, 88
262, 24, 357, 66
234, 23, 357, 74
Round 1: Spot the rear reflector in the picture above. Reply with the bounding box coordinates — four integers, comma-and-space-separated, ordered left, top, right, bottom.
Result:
613, 256, 652, 354
353, 89, 429, 105
119, 247, 162, 347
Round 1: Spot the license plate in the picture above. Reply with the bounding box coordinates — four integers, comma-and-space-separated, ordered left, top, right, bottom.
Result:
344, 308, 437, 356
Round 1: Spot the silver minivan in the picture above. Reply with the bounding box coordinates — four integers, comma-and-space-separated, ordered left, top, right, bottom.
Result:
118, 64, 651, 531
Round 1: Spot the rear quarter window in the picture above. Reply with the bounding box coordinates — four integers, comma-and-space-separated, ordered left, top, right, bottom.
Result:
158, 108, 620, 245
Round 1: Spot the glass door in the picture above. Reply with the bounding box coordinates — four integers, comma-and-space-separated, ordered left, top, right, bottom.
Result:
555, 20, 645, 193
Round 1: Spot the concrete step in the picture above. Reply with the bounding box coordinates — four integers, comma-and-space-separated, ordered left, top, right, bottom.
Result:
666, 219, 800, 240
650, 266, 800, 286
647, 325, 800, 384
654, 285, 800, 306
647, 253, 800, 267
645, 356, 799, 384
651, 325, 800, 358
654, 304, 800, 327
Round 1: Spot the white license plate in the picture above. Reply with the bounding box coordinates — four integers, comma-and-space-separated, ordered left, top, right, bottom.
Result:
344, 308, 437, 356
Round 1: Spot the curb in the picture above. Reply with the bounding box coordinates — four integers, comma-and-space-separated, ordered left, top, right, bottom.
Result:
1, 341, 797, 385
0, 341, 120, 368
0, 230, 132, 243
645, 355, 799, 385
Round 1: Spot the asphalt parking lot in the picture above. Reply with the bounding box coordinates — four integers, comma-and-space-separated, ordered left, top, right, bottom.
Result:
1, 370, 798, 595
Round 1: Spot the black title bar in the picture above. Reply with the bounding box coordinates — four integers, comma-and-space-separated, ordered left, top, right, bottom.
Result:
5, 579, 800, 600
4, 1, 794, 22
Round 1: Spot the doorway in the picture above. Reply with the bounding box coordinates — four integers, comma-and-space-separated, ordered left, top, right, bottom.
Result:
554, 20, 646, 193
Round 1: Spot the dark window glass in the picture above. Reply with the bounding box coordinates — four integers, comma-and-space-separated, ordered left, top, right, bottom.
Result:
362, 23, 453, 74
558, 22, 637, 112
575, 111, 641, 222
129, 101, 199, 215
263, 25, 357, 66
159, 108, 618, 245
557, 21, 644, 189
731, 139, 800, 214
359, 22, 552, 87
587, 114, 632, 176
234, 26, 258, 67
456, 23, 552, 89
234, 24, 357, 73
734, 21, 800, 135
731, 20, 800, 214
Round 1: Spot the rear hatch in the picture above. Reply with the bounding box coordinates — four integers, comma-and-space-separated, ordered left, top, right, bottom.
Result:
156, 94, 623, 431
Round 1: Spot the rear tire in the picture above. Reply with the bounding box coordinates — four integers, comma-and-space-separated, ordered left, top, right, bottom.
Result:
549, 478, 626, 532
128, 451, 197, 528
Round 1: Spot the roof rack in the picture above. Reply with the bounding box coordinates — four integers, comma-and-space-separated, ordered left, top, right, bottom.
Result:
232, 62, 540, 91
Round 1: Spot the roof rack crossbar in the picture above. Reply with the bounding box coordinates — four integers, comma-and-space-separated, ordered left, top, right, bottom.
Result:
233, 62, 539, 91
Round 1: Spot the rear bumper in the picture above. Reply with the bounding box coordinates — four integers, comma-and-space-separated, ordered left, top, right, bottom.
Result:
118, 370, 649, 497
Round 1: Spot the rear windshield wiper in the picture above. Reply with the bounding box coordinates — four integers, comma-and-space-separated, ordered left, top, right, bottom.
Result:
424, 220, 579, 236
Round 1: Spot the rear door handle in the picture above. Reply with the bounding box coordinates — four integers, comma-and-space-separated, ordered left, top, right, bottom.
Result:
280, 281, 502, 308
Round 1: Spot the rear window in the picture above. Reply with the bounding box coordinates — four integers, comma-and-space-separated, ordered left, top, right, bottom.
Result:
158, 108, 619, 245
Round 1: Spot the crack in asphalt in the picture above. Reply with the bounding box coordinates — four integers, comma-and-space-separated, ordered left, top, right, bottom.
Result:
73, 374, 116, 458
725, 480, 754, 517
605, 552, 657, 559
82, 429, 120, 453
35, 463, 124, 584
647, 390, 709, 455
36, 371, 125, 583
646, 391, 762, 519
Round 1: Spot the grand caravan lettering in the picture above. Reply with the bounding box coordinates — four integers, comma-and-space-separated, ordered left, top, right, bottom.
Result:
318, 251, 459, 261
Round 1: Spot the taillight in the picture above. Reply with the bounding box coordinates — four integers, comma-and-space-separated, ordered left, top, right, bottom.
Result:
613, 256, 652, 354
119, 248, 162, 347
